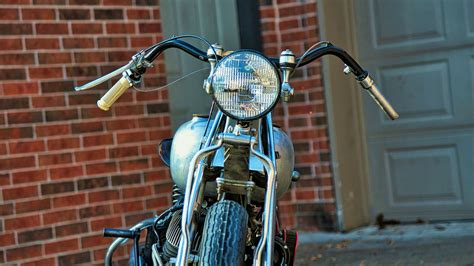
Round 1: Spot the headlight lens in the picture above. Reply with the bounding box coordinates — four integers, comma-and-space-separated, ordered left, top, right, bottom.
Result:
211, 51, 280, 120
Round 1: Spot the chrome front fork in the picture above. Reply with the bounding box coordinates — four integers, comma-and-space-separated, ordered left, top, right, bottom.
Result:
253, 114, 278, 266
175, 113, 278, 266
176, 112, 223, 266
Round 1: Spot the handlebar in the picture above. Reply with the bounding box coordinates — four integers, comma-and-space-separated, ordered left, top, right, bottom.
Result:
76, 37, 398, 120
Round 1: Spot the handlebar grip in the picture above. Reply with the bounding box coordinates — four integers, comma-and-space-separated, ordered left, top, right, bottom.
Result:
103, 228, 139, 239
97, 77, 133, 111
359, 76, 399, 120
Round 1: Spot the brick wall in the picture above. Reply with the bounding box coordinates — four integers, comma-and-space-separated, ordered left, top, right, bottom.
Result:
0, 0, 171, 265
259, 0, 337, 230
0, 0, 336, 265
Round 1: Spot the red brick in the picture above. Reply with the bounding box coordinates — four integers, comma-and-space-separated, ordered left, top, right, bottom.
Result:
79, 205, 111, 219
36, 23, 69, 34
59, 8, 91, 20
126, 8, 150, 19
117, 131, 147, 144
9, 140, 45, 154
17, 227, 53, 243
3, 185, 38, 201
45, 109, 78, 121
148, 129, 171, 140
58, 251, 91, 265
295, 189, 316, 201
103, 0, 131, 5
71, 22, 103, 34
122, 185, 152, 199
55, 222, 88, 238
0, 53, 34, 65
47, 137, 80, 150
41, 181, 75, 195
74, 51, 107, 63
43, 209, 78, 224
45, 238, 79, 255
0, 38, 22, 50
108, 146, 139, 159
146, 195, 170, 210
82, 133, 114, 147
88, 189, 120, 203
36, 124, 70, 137
25, 37, 60, 50
106, 22, 135, 34
22, 8, 56, 20
33, 0, 66, 4
94, 9, 123, 20
16, 198, 51, 214
90, 216, 122, 231
39, 152, 72, 166
2, 82, 39, 95
52, 193, 86, 209
0, 203, 13, 216
21, 258, 56, 266
29, 67, 63, 79
81, 234, 110, 248
38, 52, 71, 64
0, 23, 32, 35
49, 165, 84, 180
105, 118, 137, 131
75, 148, 107, 162
12, 169, 47, 184
86, 161, 116, 175
131, 36, 154, 47
119, 158, 149, 172
0, 97, 29, 110
6, 244, 42, 261
112, 173, 142, 186
63, 37, 95, 49
0, 156, 36, 171
98, 36, 127, 48
0, 127, 33, 140
5, 214, 41, 230
71, 121, 103, 134
69, 93, 101, 106
7, 111, 43, 125
138, 22, 160, 33
0, 233, 15, 246
113, 200, 143, 214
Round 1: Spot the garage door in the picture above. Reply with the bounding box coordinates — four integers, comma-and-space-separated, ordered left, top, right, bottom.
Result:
355, 0, 474, 221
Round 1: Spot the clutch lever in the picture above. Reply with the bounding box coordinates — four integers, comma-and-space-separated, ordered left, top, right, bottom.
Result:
74, 62, 133, 91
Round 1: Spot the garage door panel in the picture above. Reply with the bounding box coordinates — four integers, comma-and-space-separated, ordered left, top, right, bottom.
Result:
371, 0, 446, 49
362, 51, 473, 135
386, 145, 462, 205
464, 0, 474, 37
369, 134, 474, 219
378, 60, 452, 121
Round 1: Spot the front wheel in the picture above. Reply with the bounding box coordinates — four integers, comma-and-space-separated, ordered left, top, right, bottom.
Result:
199, 200, 249, 266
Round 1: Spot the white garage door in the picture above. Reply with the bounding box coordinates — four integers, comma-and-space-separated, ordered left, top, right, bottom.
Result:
355, 0, 474, 221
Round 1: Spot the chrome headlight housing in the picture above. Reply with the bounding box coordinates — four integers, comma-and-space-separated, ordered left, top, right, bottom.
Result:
211, 50, 281, 121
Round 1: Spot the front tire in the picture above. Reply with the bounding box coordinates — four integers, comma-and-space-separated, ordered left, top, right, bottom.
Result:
199, 200, 249, 266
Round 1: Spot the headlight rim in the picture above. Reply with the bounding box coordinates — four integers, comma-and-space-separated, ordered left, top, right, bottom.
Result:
210, 49, 281, 121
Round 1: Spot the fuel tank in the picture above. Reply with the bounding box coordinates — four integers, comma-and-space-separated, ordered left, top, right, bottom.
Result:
170, 117, 294, 200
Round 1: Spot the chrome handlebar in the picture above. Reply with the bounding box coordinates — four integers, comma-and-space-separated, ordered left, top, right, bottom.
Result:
358, 75, 399, 120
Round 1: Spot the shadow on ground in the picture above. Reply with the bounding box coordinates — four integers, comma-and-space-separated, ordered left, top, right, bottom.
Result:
296, 222, 474, 265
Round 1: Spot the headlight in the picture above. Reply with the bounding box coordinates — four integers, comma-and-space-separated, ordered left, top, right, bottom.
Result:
211, 50, 280, 120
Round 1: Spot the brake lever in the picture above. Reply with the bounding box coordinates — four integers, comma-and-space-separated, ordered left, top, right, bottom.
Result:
74, 62, 132, 91
74, 50, 152, 92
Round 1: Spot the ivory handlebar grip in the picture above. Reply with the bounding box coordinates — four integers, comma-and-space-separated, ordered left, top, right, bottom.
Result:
97, 77, 132, 111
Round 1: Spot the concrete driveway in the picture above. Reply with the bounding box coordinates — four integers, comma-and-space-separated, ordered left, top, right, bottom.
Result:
296, 222, 474, 265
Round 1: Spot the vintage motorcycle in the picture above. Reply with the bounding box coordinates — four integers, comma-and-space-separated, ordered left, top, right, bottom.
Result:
76, 35, 399, 266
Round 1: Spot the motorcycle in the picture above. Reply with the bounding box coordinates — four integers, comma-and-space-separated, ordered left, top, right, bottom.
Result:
76, 35, 399, 266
